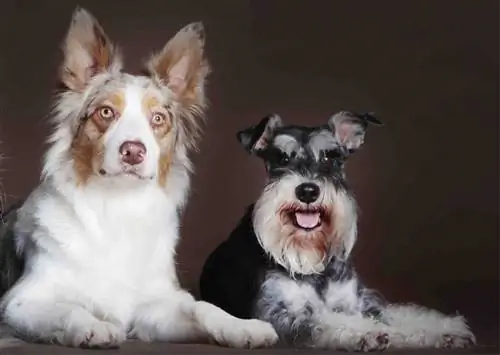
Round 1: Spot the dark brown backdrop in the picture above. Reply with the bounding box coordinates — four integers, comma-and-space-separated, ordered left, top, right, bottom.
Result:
0, 0, 497, 347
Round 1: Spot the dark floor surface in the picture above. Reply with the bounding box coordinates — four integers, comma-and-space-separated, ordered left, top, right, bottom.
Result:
1, 343, 498, 355
1, 333, 498, 355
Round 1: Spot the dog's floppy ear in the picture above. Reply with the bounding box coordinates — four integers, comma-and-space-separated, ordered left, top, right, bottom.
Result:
328, 111, 383, 153
146, 22, 209, 106
59, 7, 121, 91
237, 114, 283, 154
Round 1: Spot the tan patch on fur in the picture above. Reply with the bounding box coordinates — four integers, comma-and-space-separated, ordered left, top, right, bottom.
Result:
106, 92, 125, 115
157, 150, 174, 188
141, 92, 175, 187
71, 119, 105, 185
71, 91, 125, 184
141, 94, 161, 118
288, 230, 330, 262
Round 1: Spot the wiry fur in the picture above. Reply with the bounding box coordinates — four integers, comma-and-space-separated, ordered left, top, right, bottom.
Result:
0, 8, 277, 349
254, 173, 357, 275
200, 112, 476, 351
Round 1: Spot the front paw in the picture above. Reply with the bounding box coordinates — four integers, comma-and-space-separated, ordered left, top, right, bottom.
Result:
209, 318, 278, 349
54, 320, 126, 348
441, 333, 475, 349
127, 325, 151, 342
356, 332, 390, 352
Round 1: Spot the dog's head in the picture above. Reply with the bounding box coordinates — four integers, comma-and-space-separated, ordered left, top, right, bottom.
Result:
44, 8, 209, 193
238, 112, 382, 275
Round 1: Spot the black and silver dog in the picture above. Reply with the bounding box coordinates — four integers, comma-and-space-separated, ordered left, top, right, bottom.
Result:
200, 111, 475, 351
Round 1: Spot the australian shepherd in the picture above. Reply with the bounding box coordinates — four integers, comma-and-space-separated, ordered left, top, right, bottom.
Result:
0, 8, 278, 349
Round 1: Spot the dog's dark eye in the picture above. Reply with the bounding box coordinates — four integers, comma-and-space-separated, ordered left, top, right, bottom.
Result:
320, 151, 342, 165
279, 153, 290, 165
320, 155, 331, 164
273, 150, 296, 167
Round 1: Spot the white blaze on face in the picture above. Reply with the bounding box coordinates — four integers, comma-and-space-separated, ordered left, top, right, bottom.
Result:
101, 83, 162, 179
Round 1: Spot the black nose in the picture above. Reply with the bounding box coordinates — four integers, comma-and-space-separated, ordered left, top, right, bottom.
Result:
295, 183, 320, 204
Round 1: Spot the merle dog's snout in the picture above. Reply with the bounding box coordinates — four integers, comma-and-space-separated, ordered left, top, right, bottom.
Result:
295, 182, 320, 204
120, 141, 146, 165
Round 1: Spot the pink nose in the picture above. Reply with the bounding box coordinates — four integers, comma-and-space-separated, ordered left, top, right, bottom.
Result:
119, 141, 146, 166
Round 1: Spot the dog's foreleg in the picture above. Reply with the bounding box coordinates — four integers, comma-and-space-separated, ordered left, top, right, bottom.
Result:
257, 298, 389, 351
311, 312, 391, 351
130, 290, 278, 348
255, 296, 318, 347
380, 303, 476, 349
129, 290, 205, 343
192, 300, 278, 348
2, 293, 126, 348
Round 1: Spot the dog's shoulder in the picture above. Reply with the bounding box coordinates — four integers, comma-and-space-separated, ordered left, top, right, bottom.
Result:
206, 204, 265, 262
200, 204, 268, 319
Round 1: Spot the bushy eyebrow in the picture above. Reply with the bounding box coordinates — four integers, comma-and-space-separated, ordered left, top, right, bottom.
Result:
308, 130, 338, 159
273, 134, 300, 155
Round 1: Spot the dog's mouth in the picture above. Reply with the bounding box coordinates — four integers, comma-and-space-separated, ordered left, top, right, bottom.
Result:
294, 210, 322, 230
280, 205, 327, 231
98, 168, 153, 181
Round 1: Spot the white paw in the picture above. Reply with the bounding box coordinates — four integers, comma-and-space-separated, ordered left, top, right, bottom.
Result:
55, 320, 126, 348
209, 318, 278, 349
127, 324, 155, 342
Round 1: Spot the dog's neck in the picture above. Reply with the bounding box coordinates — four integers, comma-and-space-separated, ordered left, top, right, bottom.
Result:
262, 244, 350, 282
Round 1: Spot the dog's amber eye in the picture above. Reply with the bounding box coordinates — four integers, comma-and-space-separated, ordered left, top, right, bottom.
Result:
98, 106, 115, 120
151, 112, 167, 126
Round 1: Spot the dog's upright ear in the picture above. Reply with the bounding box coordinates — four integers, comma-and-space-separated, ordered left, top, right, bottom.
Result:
328, 111, 383, 154
237, 114, 283, 154
146, 22, 209, 106
146, 22, 210, 151
59, 7, 121, 91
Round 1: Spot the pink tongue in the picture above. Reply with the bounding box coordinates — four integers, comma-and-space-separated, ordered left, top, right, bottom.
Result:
295, 212, 321, 229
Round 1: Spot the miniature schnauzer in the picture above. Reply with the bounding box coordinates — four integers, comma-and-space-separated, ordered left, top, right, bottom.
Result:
200, 111, 475, 351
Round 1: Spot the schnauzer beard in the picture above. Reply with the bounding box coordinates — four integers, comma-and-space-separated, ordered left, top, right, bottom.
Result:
253, 173, 358, 276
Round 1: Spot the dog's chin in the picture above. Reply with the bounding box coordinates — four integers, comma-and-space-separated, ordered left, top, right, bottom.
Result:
97, 168, 154, 182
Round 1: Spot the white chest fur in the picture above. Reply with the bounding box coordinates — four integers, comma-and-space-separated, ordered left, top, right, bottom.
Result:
13, 178, 180, 324
323, 278, 361, 314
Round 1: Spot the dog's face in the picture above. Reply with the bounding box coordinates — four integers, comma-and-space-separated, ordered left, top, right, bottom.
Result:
238, 112, 382, 275
71, 76, 172, 183
44, 8, 209, 188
